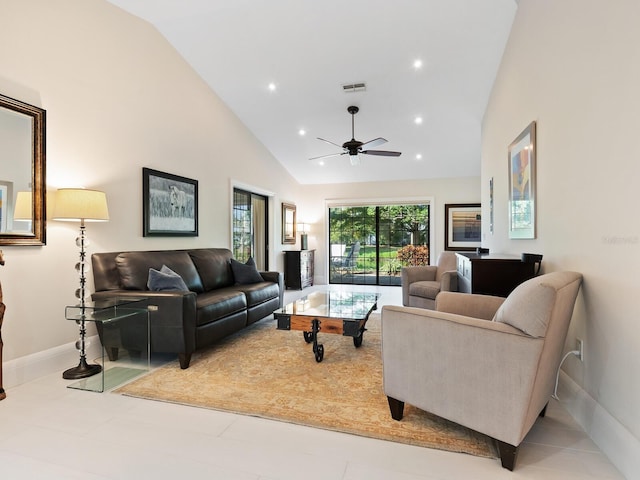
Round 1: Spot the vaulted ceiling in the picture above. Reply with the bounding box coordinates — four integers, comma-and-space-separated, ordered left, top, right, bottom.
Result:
107, 0, 517, 184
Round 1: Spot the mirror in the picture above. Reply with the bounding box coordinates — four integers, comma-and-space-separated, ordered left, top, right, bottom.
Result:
281, 202, 296, 244
0, 93, 46, 246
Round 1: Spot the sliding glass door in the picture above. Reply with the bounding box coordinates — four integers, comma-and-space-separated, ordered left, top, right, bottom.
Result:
328, 203, 430, 286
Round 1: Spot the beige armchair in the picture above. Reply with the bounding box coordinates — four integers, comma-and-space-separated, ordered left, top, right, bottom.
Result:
401, 251, 458, 309
381, 271, 583, 470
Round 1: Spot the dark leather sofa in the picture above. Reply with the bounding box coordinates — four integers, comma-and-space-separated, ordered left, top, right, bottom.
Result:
91, 248, 283, 369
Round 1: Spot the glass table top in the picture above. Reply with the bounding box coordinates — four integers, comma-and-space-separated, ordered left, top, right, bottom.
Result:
65, 297, 148, 322
276, 291, 378, 320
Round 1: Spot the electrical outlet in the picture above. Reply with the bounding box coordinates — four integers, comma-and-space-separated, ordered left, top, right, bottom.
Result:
576, 338, 584, 362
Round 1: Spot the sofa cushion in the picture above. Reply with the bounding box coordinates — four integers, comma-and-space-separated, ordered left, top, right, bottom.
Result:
147, 265, 189, 291
230, 257, 264, 284
493, 279, 556, 337
195, 289, 247, 326
188, 248, 234, 291
231, 282, 280, 308
409, 280, 441, 300
116, 251, 204, 293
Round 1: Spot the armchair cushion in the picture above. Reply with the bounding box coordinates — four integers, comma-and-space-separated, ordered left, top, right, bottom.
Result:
409, 280, 441, 300
493, 276, 557, 337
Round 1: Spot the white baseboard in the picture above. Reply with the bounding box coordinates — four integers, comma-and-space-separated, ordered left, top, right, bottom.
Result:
2, 335, 102, 390
559, 370, 639, 479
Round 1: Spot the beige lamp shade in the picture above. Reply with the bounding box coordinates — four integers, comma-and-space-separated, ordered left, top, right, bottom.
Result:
297, 222, 309, 233
53, 188, 109, 222
13, 191, 33, 220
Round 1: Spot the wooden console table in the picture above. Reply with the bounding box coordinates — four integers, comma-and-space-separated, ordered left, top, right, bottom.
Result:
456, 252, 537, 297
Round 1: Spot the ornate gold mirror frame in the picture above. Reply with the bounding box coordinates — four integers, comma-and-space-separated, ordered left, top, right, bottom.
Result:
0, 93, 46, 246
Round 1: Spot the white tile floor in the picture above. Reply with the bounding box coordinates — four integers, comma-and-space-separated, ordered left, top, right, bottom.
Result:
0, 286, 625, 479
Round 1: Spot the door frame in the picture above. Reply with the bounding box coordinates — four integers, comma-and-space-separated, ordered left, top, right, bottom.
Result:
230, 180, 275, 269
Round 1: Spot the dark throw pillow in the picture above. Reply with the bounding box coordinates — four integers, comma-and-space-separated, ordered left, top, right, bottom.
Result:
230, 257, 264, 284
147, 264, 189, 291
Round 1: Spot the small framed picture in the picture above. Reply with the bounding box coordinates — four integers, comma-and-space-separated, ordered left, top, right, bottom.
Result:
143, 168, 198, 237
445, 203, 482, 251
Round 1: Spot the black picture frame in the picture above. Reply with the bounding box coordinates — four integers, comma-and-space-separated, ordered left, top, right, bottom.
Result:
444, 203, 482, 251
143, 167, 198, 237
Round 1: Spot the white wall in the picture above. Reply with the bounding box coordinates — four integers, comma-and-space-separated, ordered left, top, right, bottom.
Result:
482, 0, 640, 474
296, 177, 480, 284
0, 0, 301, 361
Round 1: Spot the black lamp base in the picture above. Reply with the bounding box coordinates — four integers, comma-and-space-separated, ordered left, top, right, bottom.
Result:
62, 358, 102, 380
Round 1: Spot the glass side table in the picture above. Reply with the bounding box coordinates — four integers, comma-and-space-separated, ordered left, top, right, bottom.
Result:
64, 297, 151, 393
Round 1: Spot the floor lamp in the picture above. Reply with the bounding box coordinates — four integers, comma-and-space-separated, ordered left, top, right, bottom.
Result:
53, 188, 109, 379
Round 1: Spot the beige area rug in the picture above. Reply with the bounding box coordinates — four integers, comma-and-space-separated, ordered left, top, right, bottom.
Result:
116, 313, 497, 459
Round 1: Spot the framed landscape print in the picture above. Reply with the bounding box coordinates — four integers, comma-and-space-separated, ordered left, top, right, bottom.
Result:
445, 203, 482, 251
508, 121, 536, 239
143, 167, 198, 237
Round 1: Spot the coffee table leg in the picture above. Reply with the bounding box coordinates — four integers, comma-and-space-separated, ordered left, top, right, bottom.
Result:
353, 328, 364, 348
311, 318, 324, 362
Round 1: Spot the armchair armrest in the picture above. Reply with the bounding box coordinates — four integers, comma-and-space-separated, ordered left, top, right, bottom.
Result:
435, 291, 505, 320
381, 304, 543, 446
439, 270, 458, 292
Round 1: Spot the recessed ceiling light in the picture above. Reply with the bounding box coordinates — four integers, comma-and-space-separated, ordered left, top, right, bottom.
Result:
268, 82, 277, 92
319, 161, 325, 166
416, 153, 423, 160
298, 129, 306, 136
414, 116, 423, 125
413, 59, 423, 70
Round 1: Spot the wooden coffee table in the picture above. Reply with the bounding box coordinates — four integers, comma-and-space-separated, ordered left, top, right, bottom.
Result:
274, 291, 378, 362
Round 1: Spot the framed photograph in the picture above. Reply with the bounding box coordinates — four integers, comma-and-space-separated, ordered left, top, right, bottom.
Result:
508, 121, 536, 239
445, 203, 482, 251
143, 168, 198, 237
281, 202, 296, 244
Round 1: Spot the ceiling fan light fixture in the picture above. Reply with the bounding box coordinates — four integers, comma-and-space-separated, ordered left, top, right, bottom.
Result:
349, 154, 360, 166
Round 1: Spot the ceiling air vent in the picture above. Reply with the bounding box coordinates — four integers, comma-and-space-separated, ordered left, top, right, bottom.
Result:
342, 82, 366, 93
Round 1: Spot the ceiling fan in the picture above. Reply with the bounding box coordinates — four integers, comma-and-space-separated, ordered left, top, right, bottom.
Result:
310, 105, 402, 166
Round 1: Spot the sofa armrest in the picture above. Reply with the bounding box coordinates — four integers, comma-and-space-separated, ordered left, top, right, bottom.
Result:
381, 304, 543, 446
260, 271, 284, 308
401, 266, 437, 305
435, 291, 505, 320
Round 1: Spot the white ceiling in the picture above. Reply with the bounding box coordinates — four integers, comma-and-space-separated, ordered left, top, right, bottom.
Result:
107, 0, 517, 185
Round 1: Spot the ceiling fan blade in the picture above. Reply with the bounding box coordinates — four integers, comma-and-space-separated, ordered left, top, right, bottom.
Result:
309, 152, 346, 161
362, 150, 402, 157
360, 137, 388, 150
316, 137, 344, 149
